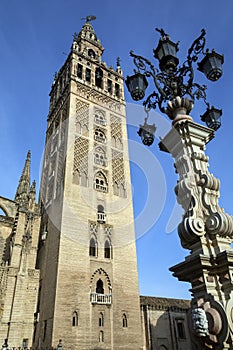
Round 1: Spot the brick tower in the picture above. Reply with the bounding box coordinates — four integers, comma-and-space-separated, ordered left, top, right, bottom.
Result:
34, 18, 142, 349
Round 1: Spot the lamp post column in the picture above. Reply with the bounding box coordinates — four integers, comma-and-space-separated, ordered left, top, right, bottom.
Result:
160, 96, 233, 349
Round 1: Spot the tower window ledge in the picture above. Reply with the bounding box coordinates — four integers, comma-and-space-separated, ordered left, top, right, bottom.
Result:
90, 292, 112, 305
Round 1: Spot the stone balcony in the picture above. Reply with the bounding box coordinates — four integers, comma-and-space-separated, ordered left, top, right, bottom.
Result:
90, 292, 112, 305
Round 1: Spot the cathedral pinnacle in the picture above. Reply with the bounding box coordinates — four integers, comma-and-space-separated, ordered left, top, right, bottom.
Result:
15, 150, 31, 202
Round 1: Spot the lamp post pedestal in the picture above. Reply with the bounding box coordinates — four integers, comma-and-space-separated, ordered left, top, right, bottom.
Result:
159, 98, 233, 349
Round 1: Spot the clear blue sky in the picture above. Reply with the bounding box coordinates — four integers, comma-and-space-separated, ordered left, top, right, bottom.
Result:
0, 0, 232, 300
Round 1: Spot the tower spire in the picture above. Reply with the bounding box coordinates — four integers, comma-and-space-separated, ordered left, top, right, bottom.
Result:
15, 150, 31, 202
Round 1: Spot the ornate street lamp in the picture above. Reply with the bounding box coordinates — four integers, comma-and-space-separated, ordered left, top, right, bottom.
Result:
126, 29, 233, 350
126, 28, 224, 135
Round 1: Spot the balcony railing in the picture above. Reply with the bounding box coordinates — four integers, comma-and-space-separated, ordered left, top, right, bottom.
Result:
97, 212, 106, 223
94, 135, 106, 143
95, 116, 107, 126
95, 184, 108, 192
90, 292, 112, 304
94, 157, 107, 167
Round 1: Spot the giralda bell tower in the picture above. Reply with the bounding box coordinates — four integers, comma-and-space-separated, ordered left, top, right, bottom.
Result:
34, 17, 142, 349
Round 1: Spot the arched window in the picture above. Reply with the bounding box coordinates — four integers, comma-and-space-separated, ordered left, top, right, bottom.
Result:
73, 170, 81, 185
94, 129, 106, 143
99, 312, 104, 327
95, 68, 103, 88
72, 311, 78, 327
76, 122, 89, 136
86, 68, 91, 82
112, 136, 116, 148
113, 181, 119, 196
98, 204, 104, 213
116, 137, 123, 150
94, 172, 108, 193
94, 147, 106, 166
122, 313, 128, 328
73, 170, 88, 187
77, 64, 83, 79
82, 124, 88, 136
115, 83, 120, 97
81, 172, 88, 187
97, 205, 105, 223
107, 79, 112, 94
94, 113, 106, 126
88, 48, 96, 58
99, 330, 104, 342
176, 320, 186, 339
89, 237, 97, 257
104, 240, 111, 259
119, 183, 126, 198
96, 279, 104, 294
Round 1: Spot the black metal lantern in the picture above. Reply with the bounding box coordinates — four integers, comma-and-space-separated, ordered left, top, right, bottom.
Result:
125, 72, 148, 101
198, 50, 224, 81
2, 339, 8, 350
153, 36, 179, 71
201, 106, 222, 130
138, 120, 156, 146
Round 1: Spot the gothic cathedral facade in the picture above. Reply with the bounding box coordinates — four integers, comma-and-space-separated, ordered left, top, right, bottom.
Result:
0, 20, 193, 350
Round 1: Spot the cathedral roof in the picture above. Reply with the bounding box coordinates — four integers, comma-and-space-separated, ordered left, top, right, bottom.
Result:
140, 295, 190, 311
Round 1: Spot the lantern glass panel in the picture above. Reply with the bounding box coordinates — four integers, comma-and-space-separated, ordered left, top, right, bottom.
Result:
201, 108, 222, 131
198, 51, 223, 81
126, 73, 148, 101
138, 123, 156, 146
154, 39, 179, 71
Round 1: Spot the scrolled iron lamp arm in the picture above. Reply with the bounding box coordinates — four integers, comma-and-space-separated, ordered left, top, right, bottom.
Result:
126, 28, 224, 144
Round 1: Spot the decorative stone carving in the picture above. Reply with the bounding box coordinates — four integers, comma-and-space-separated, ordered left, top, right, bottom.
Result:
111, 150, 126, 197
164, 100, 233, 349
76, 82, 122, 112
206, 212, 233, 237
76, 99, 89, 134
89, 221, 98, 235
166, 96, 193, 122
104, 225, 112, 236
110, 115, 123, 145
192, 308, 209, 337
73, 136, 89, 178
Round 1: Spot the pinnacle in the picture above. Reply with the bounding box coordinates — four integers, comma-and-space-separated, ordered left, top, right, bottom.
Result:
15, 150, 31, 201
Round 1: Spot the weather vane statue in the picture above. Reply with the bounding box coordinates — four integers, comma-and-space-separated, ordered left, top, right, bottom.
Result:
81, 15, 96, 23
